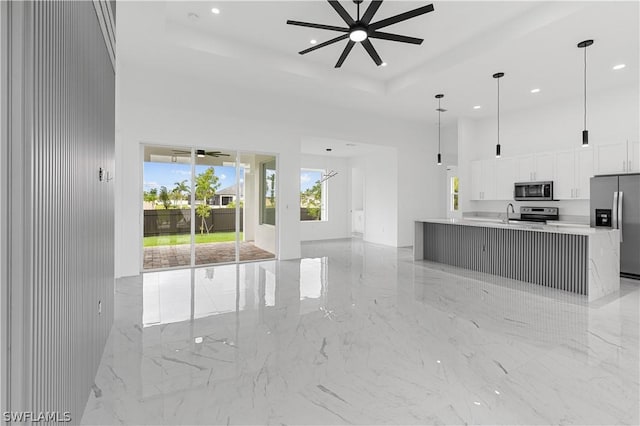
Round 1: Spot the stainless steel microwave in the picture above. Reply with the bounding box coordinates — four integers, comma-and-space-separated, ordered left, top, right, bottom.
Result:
514, 181, 553, 201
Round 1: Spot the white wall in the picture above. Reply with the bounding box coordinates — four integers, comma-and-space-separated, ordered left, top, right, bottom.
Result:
300, 154, 350, 241
458, 85, 639, 218
115, 60, 445, 277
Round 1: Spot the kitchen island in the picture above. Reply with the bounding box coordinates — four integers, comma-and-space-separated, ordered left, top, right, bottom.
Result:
414, 219, 620, 301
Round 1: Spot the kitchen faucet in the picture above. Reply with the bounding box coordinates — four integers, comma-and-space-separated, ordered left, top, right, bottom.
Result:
505, 203, 515, 223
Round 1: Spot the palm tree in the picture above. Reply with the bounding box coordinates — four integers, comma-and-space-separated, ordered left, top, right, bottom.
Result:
173, 180, 190, 201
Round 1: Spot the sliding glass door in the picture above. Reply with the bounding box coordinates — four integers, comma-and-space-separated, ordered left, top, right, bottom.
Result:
142, 146, 276, 270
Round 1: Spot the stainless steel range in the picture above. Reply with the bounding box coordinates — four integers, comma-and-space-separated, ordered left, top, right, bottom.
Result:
508, 206, 559, 224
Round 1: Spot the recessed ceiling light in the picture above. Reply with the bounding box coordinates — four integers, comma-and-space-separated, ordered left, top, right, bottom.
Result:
326, 148, 332, 152
473, 105, 481, 110
211, 7, 220, 14
381, 62, 387, 67
613, 64, 626, 70
530, 88, 540, 93
310, 39, 317, 45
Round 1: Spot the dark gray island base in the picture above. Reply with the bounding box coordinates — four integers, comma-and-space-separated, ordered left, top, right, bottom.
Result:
414, 219, 620, 301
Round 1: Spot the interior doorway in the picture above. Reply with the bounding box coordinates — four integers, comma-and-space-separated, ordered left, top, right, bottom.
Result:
141, 145, 276, 270
446, 166, 462, 219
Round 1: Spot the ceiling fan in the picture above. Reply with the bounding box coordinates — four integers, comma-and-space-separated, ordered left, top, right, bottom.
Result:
172, 149, 230, 158
287, 0, 434, 68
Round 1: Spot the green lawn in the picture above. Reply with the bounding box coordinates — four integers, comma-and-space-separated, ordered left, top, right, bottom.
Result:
144, 232, 243, 247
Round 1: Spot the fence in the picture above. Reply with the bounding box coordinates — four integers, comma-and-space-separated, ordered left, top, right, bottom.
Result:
144, 208, 243, 236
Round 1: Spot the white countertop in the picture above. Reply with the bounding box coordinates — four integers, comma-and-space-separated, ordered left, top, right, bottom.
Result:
416, 218, 618, 236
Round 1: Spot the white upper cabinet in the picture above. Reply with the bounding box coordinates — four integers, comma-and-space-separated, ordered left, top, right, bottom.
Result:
534, 152, 555, 181
554, 150, 574, 200
595, 141, 629, 174
483, 159, 497, 200
554, 148, 594, 200
517, 155, 535, 182
629, 141, 640, 173
494, 157, 517, 200
516, 152, 555, 182
470, 159, 497, 200
470, 160, 483, 200
574, 148, 594, 199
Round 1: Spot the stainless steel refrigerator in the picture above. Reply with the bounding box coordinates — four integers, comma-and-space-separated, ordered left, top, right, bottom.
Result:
590, 173, 640, 278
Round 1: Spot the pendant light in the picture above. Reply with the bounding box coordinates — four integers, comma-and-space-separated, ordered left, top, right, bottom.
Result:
577, 39, 594, 146
493, 72, 504, 158
435, 94, 445, 165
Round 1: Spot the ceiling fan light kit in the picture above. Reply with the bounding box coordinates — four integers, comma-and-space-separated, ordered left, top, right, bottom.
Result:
287, 0, 434, 68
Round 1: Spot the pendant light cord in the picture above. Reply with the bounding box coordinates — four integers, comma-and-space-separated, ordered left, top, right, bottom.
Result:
584, 45, 587, 130
357, 2, 360, 20
438, 98, 441, 153
497, 77, 500, 146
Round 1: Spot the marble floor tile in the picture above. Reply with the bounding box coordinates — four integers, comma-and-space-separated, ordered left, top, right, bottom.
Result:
82, 238, 640, 425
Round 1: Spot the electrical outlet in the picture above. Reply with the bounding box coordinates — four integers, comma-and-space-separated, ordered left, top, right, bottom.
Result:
98, 300, 102, 315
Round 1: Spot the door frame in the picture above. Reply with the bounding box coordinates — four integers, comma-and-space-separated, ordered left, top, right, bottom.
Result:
139, 143, 279, 272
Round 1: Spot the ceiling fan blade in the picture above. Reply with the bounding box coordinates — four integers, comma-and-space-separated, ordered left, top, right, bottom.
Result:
335, 40, 355, 68
209, 153, 230, 157
328, 0, 355, 25
361, 39, 383, 66
369, 31, 423, 45
287, 20, 349, 33
361, 0, 383, 24
370, 4, 434, 30
299, 34, 349, 55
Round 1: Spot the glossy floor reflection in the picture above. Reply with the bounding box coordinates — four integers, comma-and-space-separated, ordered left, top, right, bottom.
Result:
82, 239, 640, 425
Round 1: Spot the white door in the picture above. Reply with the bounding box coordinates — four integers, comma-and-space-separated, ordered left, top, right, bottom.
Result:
446, 166, 462, 219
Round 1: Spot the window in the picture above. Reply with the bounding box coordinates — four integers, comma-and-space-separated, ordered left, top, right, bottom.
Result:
260, 159, 276, 225
221, 196, 232, 206
451, 176, 459, 211
300, 169, 327, 221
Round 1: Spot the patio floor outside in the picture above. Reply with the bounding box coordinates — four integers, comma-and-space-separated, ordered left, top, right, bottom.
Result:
143, 241, 275, 269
